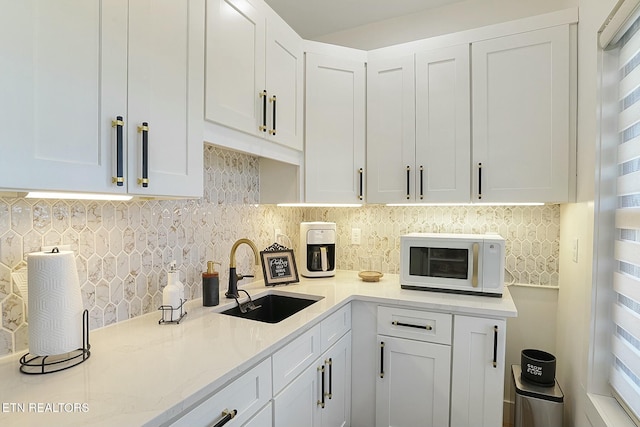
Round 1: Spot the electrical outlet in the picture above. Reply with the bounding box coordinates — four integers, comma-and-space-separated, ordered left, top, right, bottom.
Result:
351, 228, 361, 245
42, 244, 72, 253
572, 238, 579, 263
274, 228, 282, 242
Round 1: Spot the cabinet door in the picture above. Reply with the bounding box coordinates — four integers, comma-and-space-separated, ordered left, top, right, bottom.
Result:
170, 358, 272, 427
205, 0, 265, 136
128, 0, 204, 198
265, 18, 303, 150
376, 335, 451, 427
472, 25, 570, 203
0, 0, 127, 194
243, 402, 272, 427
273, 359, 322, 427
321, 331, 351, 427
450, 316, 506, 427
305, 54, 365, 203
367, 55, 416, 204
416, 44, 471, 203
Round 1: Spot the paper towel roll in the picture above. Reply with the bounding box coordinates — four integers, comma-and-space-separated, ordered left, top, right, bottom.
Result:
27, 250, 84, 356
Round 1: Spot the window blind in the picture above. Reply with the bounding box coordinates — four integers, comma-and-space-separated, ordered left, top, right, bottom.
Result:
612, 18, 640, 422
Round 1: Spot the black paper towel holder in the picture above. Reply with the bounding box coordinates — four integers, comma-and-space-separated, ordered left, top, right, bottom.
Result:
19, 309, 91, 375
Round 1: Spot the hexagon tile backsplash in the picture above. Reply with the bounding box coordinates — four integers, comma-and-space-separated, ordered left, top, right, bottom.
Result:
0, 145, 560, 357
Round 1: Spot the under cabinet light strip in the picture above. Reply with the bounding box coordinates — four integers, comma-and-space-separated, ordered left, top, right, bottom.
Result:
385, 202, 545, 207
276, 203, 363, 207
25, 192, 133, 201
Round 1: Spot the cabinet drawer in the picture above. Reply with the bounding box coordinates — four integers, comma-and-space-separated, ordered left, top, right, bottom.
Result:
170, 358, 271, 427
321, 303, 351, 352
377, 306, 452, 345
272, 324, 322, 395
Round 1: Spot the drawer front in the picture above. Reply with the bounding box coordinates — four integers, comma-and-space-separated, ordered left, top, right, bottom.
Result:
320, 303, 352, 352
377, 306, 452, 345
272, 324, 322, 395
170, 358, 272, 427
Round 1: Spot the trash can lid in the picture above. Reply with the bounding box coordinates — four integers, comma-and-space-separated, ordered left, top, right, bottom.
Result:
512, 365, 564, 403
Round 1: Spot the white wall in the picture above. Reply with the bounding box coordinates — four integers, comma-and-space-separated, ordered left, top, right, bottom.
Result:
313, 0, 577, 50
556, 1, 618, 427
504, 285, 559, 424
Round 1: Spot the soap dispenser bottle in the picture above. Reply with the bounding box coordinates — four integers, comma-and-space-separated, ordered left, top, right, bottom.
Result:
202, 261, 220, 307
163, 262, 181, 321
168, 261, 185, 304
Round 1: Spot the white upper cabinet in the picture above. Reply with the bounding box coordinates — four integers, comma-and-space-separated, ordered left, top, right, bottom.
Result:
127, 0, 204, 198
416, 45, 471, 203
471, 25, 571, 203
0, 0, 125, 194
367, 46, 470, 204
305, 53, 366, 203
0, 0, 204, 198
205, 0, 303, 151
366, 55, 416, 204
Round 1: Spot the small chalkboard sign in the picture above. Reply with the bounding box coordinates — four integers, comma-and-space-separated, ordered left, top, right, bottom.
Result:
260, 243, 299, 286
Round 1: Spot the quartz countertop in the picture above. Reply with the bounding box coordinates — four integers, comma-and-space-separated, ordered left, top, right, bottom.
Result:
0, 271, 517, 427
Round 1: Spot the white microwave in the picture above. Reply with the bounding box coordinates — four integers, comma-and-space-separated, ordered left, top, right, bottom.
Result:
400, 233, 505, 297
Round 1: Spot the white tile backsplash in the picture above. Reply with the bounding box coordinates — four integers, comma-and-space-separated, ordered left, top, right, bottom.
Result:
0, 145, 560, 357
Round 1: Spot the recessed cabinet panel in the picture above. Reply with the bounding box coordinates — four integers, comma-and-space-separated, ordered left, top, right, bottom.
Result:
367, 56, 416, 204
205, 0, 265, 134
128, 0, 204, 197
0, 0, 126, 193
451, 315, 507, 427
416, 45, 471, 202
376, 335, 451, 427
306, 53, 365, 203
266, 19, 303, 150
472, 25, 570, 202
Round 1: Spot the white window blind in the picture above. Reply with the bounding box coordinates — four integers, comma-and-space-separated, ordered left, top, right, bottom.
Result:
613, 18, 640, 422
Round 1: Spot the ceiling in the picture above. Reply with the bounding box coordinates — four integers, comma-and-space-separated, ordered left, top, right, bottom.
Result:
263, 0, 467, 40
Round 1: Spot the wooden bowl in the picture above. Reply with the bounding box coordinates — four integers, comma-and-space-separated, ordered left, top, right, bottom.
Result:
358, 271, 383, 282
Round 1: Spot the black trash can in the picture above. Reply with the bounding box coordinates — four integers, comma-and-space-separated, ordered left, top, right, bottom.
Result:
512, 365, 564, 427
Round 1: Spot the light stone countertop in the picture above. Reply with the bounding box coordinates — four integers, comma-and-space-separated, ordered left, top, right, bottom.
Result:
0, 270, 517, 427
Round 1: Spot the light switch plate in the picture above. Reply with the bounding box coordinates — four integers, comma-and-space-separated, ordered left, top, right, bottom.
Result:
351, 228, 361, 245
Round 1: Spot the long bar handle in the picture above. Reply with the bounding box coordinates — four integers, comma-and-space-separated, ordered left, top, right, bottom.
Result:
492, 325, 498, 368
406, 166, 411, 200
138, 122, 149, 187
419, 165, 424, 200
112, 116, 124, 186
210, 409, 237, 427
380, 341, 385, 378
392, 320, 433, 331
478, 162, 483, 199
269, 95, 277, 135
317, 365, 325, 408
472, 242, 479, 288
259, 90, 267, 132
325, 358, 333, 399
358, 168, 364, 201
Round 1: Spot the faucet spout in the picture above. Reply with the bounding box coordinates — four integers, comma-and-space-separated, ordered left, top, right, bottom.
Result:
226, 238, 260, 298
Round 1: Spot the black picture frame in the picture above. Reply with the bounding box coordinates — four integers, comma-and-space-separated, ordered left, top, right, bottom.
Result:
260, 249, 299, 286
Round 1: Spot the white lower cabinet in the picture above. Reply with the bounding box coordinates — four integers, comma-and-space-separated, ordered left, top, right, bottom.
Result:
243, 402, 272, 427
376, 307, 452, 427
450, 315, 507, 427
169, 358, 272, 427
274, 331, 351, 427
273, 305, 352, 427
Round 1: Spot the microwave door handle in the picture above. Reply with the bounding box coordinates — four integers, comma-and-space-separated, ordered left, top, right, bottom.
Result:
472, 243, 479, 287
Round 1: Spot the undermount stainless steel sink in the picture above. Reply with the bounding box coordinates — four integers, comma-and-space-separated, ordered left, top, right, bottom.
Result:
220, 293, 323, 323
